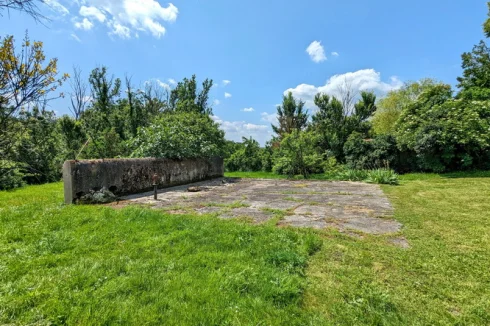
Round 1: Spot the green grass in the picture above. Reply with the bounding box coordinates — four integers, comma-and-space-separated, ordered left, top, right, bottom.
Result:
0, 183, 323, 325
2, 172, 490, 324
304, 172, 490, 324
225, 171, 332, 180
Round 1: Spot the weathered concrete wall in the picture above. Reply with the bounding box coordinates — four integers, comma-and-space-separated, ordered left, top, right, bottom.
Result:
63, 157, 224, 204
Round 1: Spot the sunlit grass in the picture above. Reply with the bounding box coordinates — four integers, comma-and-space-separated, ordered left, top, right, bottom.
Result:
0, 183, 322, 325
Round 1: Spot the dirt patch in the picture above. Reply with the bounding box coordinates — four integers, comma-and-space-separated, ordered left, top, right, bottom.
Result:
121, 178, 401, 235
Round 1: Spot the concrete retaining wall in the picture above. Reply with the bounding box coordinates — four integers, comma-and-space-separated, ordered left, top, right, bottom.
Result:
63, 157, 224, 204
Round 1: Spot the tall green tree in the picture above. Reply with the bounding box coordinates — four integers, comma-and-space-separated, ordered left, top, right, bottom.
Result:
456, 41, 490, 100
169, 75, 213, 114
272, 92, 308, 138
372, 79, 438, 135
311, 91, 377, 161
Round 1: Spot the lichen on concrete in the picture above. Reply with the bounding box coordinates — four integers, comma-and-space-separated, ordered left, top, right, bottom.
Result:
118, 178, 402, 235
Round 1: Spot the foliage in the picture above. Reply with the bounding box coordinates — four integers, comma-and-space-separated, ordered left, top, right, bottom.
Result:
0, 33, 68, 124
372, 79, 439, 135
457, 40, 490, 100
225, 137, 264, 172
365, 168, 399, 185
396, 84, 490, 172
0, 160, 26, 190
337, 169, 368, 182
14, 107, 63, 184
272, 130, 324, 178
169, 75, 213, 115
311, 91, 377, 161
0, 33, 70, 189
344, 132, 400, 170
130, 112, 225, 159
0, 182, 323, 325
272, 92, 308, 138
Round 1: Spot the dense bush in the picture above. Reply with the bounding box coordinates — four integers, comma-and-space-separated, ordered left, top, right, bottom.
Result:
396, 85, 490, 172
225, 137, 265, 172
344, 133, 400, 170
130, 112, 225, 159
272, 130, 325, 178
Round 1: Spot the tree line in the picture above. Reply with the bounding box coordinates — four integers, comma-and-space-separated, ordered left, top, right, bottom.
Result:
1, 2, 490, 189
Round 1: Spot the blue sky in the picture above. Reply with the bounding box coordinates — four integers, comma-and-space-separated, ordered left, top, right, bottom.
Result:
1, 0, 486, 144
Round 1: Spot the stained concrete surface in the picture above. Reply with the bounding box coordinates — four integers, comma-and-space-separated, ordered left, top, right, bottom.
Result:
117, 178, 402, 236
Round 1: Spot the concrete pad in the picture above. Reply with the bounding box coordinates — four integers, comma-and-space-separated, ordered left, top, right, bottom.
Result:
120, 178, 401, 235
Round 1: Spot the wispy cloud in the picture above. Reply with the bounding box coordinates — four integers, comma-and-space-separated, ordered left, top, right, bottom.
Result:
224, 92, 232, 98
241, 107, 254, 112
70, 33, 82, 43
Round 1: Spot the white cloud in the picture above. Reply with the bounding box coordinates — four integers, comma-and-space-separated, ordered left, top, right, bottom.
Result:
80, 6, 106, 22
70, 33, 82, 42
331, 51, 339, 57
45, 0, 69, 15
261, 112, 277, 124
168, 78, 177, 85
75, 18, 94, 30
73, 0, 178, 39
146, 78, 170, 90
212, 115, 271, 145
213, 99, 220, 106
284, 69, 403, 110
241, 107, 254, 112
224, 92, 232, 98
222, 80, 231, 86
306, 41, 326, 63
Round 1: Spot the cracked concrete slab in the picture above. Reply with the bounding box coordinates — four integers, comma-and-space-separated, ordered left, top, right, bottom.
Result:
117, 178, 401, 235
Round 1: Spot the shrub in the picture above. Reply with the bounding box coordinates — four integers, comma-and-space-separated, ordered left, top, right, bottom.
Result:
344, 132, 399, 171
130, 112, 225, 159
396, 85, 490, 172
0, 161, 26, 190
337, 169, 368, 182
225, 137, 264, 172
272, 130, 325, 178
365, 169, 399, 185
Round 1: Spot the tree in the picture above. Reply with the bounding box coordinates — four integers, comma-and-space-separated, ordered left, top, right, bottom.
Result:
483, 1, 490, 38
456, 41, 490, 100
395, 84, 490, 172
130, 112, 225, 159
272, 92, 308, 138
0, 0, 46, 23
0, 33, 68, 189
372, 79, 438, 135
69, 66, 88, 120
225, 137, 264, 172
0, 33, 68, 125
311, 91, 377, 161
272, 130, 324, 178
169, 75, 213, 114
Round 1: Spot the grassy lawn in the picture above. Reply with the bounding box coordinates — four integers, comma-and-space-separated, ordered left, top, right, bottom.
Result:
1, 172, 490, 324
305, 172, 490, 324
0, 183, 322, 325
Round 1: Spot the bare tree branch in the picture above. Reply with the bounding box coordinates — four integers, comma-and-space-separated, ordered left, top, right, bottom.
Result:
69, 66, 88, 120
0, 0, 48, 23
336, 77, 358, 116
